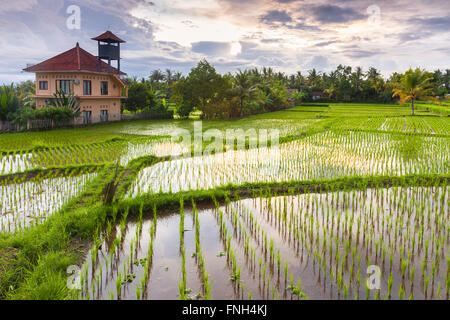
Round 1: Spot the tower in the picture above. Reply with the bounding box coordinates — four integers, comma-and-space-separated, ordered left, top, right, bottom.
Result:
92, 31, 126, 74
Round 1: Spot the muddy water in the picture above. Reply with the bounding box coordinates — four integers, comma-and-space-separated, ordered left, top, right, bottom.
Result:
81, 186, 449, 300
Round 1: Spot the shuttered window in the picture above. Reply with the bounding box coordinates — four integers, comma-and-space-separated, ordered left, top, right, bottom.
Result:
56, 80, 71, 94
83, 80, 92, 95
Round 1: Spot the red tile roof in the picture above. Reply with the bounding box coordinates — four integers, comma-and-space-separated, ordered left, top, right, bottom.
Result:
92, 31, 126, 43
23, 43, 126, 75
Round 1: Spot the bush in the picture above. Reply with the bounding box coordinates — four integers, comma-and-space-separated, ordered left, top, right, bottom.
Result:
35, 106, 76, 121
143, 103, 174, 119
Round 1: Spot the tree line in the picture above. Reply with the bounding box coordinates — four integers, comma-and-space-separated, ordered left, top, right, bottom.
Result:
1, 60, 449, 125
123, 60, 449, 118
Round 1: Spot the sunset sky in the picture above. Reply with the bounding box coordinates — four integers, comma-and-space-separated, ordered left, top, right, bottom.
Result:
1, 0, 449, 84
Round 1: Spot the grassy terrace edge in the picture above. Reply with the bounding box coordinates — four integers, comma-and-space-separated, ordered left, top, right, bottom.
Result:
0, 171, 448, 299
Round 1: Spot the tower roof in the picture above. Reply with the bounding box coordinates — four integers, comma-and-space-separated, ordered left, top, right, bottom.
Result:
92, 31, 126, 43
23, 43, 126, 75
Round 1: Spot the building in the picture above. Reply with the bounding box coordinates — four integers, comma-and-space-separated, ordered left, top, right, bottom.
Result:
312, 91, 324, 101
24, 31, 128, 124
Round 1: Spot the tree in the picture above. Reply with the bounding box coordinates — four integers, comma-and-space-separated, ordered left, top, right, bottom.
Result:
175, 59, 228, 119
292, 89, 309, 105
307, 69, 321, 89
124, 81, 153, 113
48, 90, 81, 115
0, 84, 20, 120
392, 68, 436, 115
149, 69, 166, 85
229, 70, 259, 117
172, 77, 195, 118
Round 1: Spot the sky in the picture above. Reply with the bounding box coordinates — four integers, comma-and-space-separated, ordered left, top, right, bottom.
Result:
0, 0, 449, 84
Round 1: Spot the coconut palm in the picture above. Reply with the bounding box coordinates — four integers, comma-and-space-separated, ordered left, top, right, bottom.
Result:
149, 69, 166, 85
307, 69, 321, 89
392, 68, 435, 115
230, 70, 259, 117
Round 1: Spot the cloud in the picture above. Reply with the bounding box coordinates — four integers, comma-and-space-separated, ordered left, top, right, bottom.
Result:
396, 32, 430, 43
314, 40, 338, 47
191, 41, 232, 56
260, 10, 293, 24
287, 22, 321, 31
310, 4, 366, 24
275, 0, 302, 3
306, 55, 329, 70
1, 0, 450, 83
409, 15, 450, 31
260, 38, 284, 43
342, 49, 384, 59
0, 0, 38, 13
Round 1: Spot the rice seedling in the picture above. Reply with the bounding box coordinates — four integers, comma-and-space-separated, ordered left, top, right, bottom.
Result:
127, 131, 449, 195
0, 171, 98, 232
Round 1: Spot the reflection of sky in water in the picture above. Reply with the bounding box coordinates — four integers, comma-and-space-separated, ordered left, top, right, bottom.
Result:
83, 186, 449, 300
128, 131, 449, 195
120, 123, 185, 137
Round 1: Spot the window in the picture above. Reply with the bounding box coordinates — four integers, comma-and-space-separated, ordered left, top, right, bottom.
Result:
57, 80, 71, 94
100, 110, 108, 122
83, 80, 92, 95
39, 81, 48, 90
101, 81, 108, 95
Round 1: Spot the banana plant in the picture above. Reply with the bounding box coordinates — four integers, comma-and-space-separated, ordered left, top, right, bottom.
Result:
0, 84, 20, 120
48, 90, 81, 116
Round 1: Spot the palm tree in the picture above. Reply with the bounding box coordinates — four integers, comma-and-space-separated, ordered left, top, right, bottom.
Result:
350, 67, 364, 94
165, 69, 174, 86
173, 72, 183, 82
230, 70, 259, 117
307, 69, 321, 89
392, 68, 435, 115
149, 69, 166, 85
366, 67, 381, 82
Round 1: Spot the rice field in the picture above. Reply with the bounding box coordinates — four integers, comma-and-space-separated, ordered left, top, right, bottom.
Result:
128, 131, 449, 195
378, 117, 447, 135
79, 183, 449, 300
0, 172, 98, 233
0, 138, 176, 175
0, 103, 449, 301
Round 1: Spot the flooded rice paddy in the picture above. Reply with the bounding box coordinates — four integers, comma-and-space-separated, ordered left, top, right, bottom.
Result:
80, 185, 449, 300
0, 173, 97, 233
128, 131, 450, 195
